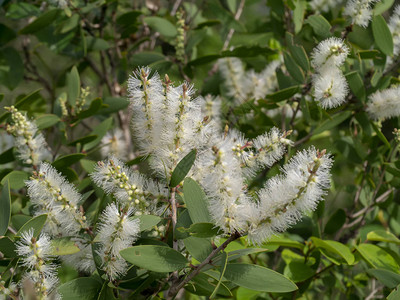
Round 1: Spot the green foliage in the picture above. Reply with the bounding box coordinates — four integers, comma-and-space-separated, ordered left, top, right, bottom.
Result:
1, 0, 400, 299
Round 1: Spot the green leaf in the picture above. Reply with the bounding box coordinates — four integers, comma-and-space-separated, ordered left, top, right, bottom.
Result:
358, 50, 381, 59
131, 215, 162, 232
372, 15, 393, 56
388, 284, 400, 300
97, 282, 117, 300
1, 171, 29, 190
0, 47, 24, 90
367, 230, 400, 245
224, 263, 298, 292
36, 114, 61, 130
0, 180, 11, 235
305, 15, 331, 39
288, 44, 309, 72
16, 214, 47, 238
143, 16, 177, 38
293, 0, 306, 33
371, 122, 390, 149
98, 97, 129, 114
210, 251, 228, 299
67, 66, 80, 106
284, 261, 315, 282
185, 272, 232, 297
19, 9, 60, 34
367, 269, 400, 288
180, 223, 221, 238
265, 85, 301, 102
170, 149, 197, 187
15, 89, 42, 109
83, 117, 113, 151
374, 0, 395, 15
120, 245, 187, 272
313, 111, 352, 135
182, 178, 211, 223
0, 236, 17, 257
6, 3, 40, 19
345, 71, 366, 102
52, 153, 86, 169
86, 36, 110, 51
68, 135, 98, 147
356, 244, 400, 272
51, 237, 81, 256
185, 237, 213, 262
264, 235, 304, 250
284, 52, 304, 83
0, 23, 16, 45
58, 277, 103, 299
0, 148, 15, 165
311, 237, 355, 265
324, 209, 346, 235
76, 98, 103, 119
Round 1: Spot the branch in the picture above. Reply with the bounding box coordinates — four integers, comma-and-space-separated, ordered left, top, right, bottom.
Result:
223, 0, 246, 50
167, 231, 241, 298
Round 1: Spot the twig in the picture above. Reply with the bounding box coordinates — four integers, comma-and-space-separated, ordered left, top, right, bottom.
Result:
167, 231, 241, 298
223, 0, 246, 50
171, 0, 183, 16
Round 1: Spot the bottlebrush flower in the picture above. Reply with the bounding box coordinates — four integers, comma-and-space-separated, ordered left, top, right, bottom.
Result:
310, 0, 342, 13
344, 0, 379, 28
26, 162, 89, 236
386, 6, 400, 69
15, 229, 60, 299
311, 38, 349, 70
96, 203, 140, 280
246, 60, 280, 100
247, 147, 333, 245
366, 85, 400, 120
218, 57, 248, 103
313, 68, 349, 109
101, 129, 128, 160
91, 155, 168, 214
5, 106, 50, 165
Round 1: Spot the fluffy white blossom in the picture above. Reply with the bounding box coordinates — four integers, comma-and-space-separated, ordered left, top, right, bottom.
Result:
26, 162, 89, 236
313, 68, 349, 109
246, 147, 333, 245
61, 238, 96, 274
344, 0, 380, 28
218, 57, 248, 103
15, 229, 60, 299
97, 203, 140, 280
246, 60, 281, 100
311, 38, 349, 70
101, 129, 128, 160
201, 95, 222, 124
0, 280, 17, 300
366, 85, 400, 120
91, 155, 167, 214
386, 6, 400, 69
5, 106, 50, 165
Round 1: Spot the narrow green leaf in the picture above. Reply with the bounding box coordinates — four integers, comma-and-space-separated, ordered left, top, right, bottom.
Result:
68, 135, 98, 147
52, 153, 86, 169
356, 244, 399, 272
1, 171, 29, 190
313, 111, 352, 135
76, 98, 103, 119
98, 97, 129, 114
324, 209, 346, 234
181, 222, 221, 238
367, 269, 400, 288
374, 0, 395, 15
371, 122, 390, 148
358, 50, 381, 59
210, 251, 228, 299
184, 236, 213, 262
120, 245, 187, 272
67, 66, 80, 106
367, 230, 400, 245
51, 237, 81, 256
388, 284, 400, 300
182, 178, 211, 224
0, 236, 17, 257
0, 180, 11, 235
265, 85, 301, 102
293, 0, 306, 33
83, 117, 113, 151
284, 52, 304, 83
16, 214, 47, 238
170, 149, 197, 187
345, 71, 366, 102
58, 277, 103, 299
264, 235, 305, 250
305, 15, 331, 38
311, 237, 355, 265
19, 9, 60, 34
372, 15, 393, 56
36, 114, 61, 130
224, 263, 298, 292
131, 215, 162, 232
143, 16, 177, 38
